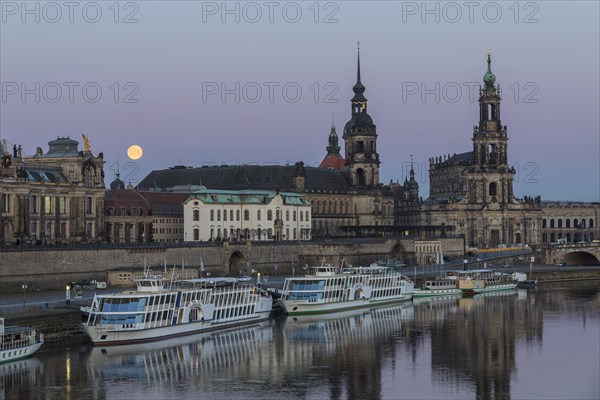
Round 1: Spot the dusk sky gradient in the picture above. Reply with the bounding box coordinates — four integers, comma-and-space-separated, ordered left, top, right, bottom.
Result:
1, 1, 598, 201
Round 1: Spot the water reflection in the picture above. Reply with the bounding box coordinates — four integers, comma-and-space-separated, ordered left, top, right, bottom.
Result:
3, 281, 598, 399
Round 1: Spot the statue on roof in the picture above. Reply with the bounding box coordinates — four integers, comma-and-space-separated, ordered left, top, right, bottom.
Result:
82, 134, 91, 152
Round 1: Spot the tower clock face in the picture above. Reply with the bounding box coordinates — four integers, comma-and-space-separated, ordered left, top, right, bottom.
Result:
486, 121, 497, 131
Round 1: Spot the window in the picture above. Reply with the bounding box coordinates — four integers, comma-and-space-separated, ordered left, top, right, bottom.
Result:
566, 219, 570, 228
223, 210, 227, 221
236, 210, 240, 221
286, 210, 289, 221
300, 212, 303, 221
257, 210, 261, 220
44, 196, 52, 214
58, 197, 66, 214
244, 210, 250, 221
267, 210, 272, 221
542, 219, 547, 228
550, 219, 555, 228
276, 209, 281, 220
489, 182, 497, 196
590, 219, 594, 228
120, 206, 126, 216
210, 210, 214, 221
193, 210, 199, 221
293, 211, 297, 221
230, 210, 234, 221
558, 219, 563, 228
217, 210, 221, 221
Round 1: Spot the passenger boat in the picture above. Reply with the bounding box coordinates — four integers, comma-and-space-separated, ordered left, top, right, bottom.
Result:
370, 257, 406, 270
454, 269, 518, 296
279, 264, 414, 316
83, 274, 273, 346
0, 318, 44, 364
412, 279, 462, 298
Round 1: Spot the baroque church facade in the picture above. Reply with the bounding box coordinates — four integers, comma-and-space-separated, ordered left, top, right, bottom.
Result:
397, 54, 543, 248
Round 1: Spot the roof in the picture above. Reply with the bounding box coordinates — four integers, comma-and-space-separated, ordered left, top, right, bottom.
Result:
34, 137, 80, 158
138, 165, 351, 194
187, 188, 310, 206
319, 154, 346, 170
139, 192, 189, 216
25, 166, 68, 184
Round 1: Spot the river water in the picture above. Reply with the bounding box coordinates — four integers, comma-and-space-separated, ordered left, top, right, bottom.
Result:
1, 281, 599, 400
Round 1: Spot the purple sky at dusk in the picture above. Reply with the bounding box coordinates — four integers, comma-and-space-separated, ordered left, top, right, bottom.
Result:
1, 1, 599, 201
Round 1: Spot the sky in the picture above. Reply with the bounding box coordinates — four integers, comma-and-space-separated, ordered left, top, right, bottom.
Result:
1, 1, 599, 201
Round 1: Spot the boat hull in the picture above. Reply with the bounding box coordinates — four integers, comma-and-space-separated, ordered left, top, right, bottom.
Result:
281, 295, 412, 316
84, 312, 271, 346
412, 288, 463, 298
462, 283, 518, 296
0, 340, 43, 364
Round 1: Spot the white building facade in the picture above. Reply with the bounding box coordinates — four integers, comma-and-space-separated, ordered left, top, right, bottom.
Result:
183, 188, 311, 242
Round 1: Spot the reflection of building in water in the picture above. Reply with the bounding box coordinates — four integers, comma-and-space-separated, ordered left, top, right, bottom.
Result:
426, 290, 543, 399
87, 322, 272, 385
0, 357, 44, 399
272, 303, 414, 399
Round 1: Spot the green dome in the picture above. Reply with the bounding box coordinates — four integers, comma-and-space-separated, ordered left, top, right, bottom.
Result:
484, 53, 496, 84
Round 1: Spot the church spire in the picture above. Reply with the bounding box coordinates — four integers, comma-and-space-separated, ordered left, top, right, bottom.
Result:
326, 122, 340, 155
352, 41, 367, 105
483, 50, 496, 87
409, 155, 415, 181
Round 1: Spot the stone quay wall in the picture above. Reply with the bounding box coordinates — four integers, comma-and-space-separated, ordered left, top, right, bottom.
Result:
0, 238, 465, 293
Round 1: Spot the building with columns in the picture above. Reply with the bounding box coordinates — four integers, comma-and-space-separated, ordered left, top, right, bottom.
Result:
397, 54, 543, 248
0, 136, 105, 245
540, 202, 599, 244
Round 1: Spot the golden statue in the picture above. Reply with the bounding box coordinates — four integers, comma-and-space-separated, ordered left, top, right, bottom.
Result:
82, 134, 90, 152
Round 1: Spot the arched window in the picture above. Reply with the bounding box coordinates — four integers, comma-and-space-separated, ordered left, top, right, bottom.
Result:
210, 210, 214, 221
120, 206, 126, 216
550, 219, 555, 228
210, 228, 214, 240
566, 233, 571, 242
236, 210, 240, 221
107, 207, 114, 216
566, 219, 570, 228
286, 210, 289, 221
581, 219, 586, 228
558, 219, 562, 228
267, 210, 272, 221
276, 209, 281, 220
542, 219, 547, 228
356, 168, 366, 186
244, 210, 250, 221
489, 182, 497, 196
515, 233, 522, 243
542, 233, 547, 243
306, 211, 309, 221
300, 212, 303, 221
193, 210, 199, 221
257, 210, 261, 220
286, 228, 289, 240
230, 210, 234, 221
590, 219, 594, 228
293, 211, 297, 221
217, 210, 221, 221
223, 210, 227, 221
193, 228, 199, 241
550, 233, 555, 243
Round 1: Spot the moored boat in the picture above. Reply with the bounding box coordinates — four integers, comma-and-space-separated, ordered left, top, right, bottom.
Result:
0, 318, 44, 364
412, 278, 462, 298
83, 274, 273, 346
454, 269, 518, 296
278, 264, 414, 316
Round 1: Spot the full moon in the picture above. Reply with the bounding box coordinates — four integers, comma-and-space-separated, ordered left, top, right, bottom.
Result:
127, 145, 143, 160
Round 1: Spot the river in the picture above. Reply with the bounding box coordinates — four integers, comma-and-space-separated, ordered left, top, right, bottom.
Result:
1, 281, 598, 400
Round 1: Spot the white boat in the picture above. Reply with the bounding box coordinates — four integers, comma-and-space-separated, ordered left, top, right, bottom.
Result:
279, 264, 414, 316
83, 274, 273, 346
453, 269, 518, 296
0, 318, 44, 364
412, 279, 463, 298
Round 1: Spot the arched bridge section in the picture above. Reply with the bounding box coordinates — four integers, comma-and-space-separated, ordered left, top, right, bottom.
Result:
548, 244, 600, 266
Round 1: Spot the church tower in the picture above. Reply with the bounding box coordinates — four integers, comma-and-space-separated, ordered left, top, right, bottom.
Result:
319, 122, 345, 170
467, 52, 515, 204
343, 44, 380, 188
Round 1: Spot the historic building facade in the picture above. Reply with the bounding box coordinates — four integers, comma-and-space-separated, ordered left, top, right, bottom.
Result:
0, 136, 105, 245
397, 54, 543, 248
541, 202, 599, 244
104, 175, 153, 243
183, 188, 312, 242
138, 48, 395, 238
